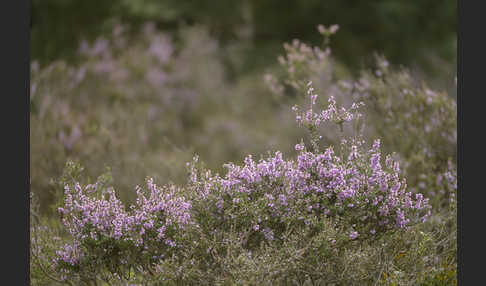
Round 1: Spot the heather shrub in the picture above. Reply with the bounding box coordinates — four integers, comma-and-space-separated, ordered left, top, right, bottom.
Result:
187, 85, 431, 250
265, 25, 457, 210
31, 163, 195, 285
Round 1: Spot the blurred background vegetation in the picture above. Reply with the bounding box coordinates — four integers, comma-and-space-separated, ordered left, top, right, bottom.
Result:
30, 0, 456, 215
31, 0, 456, 82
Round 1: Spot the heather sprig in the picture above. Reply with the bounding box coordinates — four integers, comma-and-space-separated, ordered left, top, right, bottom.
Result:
292, 80, 364, 151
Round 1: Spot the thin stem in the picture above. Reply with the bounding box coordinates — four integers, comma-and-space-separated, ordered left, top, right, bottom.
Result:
309, 128, 320, 153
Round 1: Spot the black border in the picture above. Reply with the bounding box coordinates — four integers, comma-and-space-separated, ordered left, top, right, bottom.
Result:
0, 0, 476, 284
1, 0, 30, 284
458, 0, 486, 285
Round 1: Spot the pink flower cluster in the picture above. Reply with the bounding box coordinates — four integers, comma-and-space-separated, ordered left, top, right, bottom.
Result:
132, 178, 192, 247
57, 182, 132, 242
292, 81, 364, 129
54, 243, 81, 267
